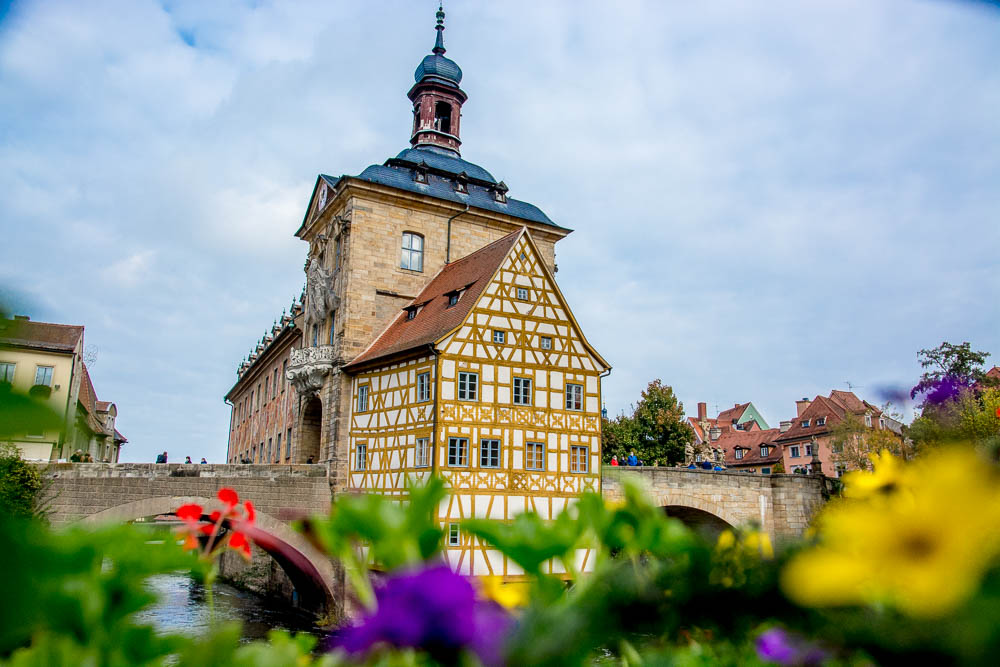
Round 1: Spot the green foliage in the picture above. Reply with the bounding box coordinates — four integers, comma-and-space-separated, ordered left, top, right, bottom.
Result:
912, 341, 993, 401
0, 382, 64, 439
602, 380, 694, 466
0, 443, 45, 519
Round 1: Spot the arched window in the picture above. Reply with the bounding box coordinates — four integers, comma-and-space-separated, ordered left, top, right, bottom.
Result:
434, 101, 452, 134
401, 232, 424, 272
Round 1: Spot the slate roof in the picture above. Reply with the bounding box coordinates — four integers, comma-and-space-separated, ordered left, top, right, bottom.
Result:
308, 147, 565, 231
344, 230, 523, 371
0, 319, 84, 353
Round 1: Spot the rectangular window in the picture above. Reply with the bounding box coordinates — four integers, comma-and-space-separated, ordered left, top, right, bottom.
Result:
458, 372, 478, 401
735, 449, 745, 460
760, 445, 770, 457
286, 428, 292, 458
805, 444, 813, 456
790, 446, 800, 458
570, 445, 588, 473
276, 434, 281, 461
355, 443, 367, 471
264, 377, 269, 403
448, 522, 460, 546
480, 439, 501, 468
516, 287, 529, 300
447, 293, 460, 307
329, 312, 336, 345
267, 437, 272, 462
513, 377, 532, 406
540, 336, 552, 350
34, 365, 54, 387
816, 417, 826, 426
448, 437, 468, 467
417, 372, 431, 402
492, 330, 506, 344
565, 383, 583, 411
526, 442, 545, 470
401, 232, 424, 272
415, 437, 430, 467
281, 360, 287, 392
800, 420, 810, 428
273, 368, 279, 398
357, 385, 369, 412
0, 362, 15, 383
865, 415, 873, 427
762, 467, 772, 475
256, 385, 261, 409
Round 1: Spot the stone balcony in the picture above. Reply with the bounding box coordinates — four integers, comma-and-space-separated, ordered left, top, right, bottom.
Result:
286, 345, 337, 396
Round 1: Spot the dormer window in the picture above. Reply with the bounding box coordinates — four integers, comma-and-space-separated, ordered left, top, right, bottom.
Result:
493, 181, 509, 203
734, 448, 746, 460
760, 445, 770, 457
434, 101, 452, 134
816, 417, 826, 426
865, 414, 873, 428
454, 171, 468, 193
801, 419, 810, 428
446, 291, 461, 307
406, 308, 418, 321
413, 161, 429, 184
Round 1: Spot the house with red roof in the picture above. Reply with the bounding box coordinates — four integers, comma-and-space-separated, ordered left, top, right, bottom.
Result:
1, 316, 125, 461
686, 400, 770, 464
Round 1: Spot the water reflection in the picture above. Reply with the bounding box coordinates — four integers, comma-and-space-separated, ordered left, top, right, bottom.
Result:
137, 573, 320, 642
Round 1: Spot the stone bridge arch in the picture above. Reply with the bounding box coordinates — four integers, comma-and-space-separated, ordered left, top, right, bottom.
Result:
82, 496, 337, 611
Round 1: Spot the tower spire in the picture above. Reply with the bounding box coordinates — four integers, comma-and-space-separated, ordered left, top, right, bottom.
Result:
433, 4, 446, 55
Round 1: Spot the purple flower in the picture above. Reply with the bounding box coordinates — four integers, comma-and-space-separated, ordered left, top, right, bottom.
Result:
335, 565, 512, 665
910, 374, 968, 406
755, 628, 828, 666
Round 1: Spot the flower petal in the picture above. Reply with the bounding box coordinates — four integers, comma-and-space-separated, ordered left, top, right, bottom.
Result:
243, 500, 256, 523
182, 534, 199, 551
229, 531, 252, 559
209, 510, 222, 522
217, 488, 239, 508
175, 504, 203, 523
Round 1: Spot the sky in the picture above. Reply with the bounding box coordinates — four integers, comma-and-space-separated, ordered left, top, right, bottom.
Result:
1, 0, 998, 463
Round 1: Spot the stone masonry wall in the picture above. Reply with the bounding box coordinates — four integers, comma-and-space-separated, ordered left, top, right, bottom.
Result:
601, 466, 831, 543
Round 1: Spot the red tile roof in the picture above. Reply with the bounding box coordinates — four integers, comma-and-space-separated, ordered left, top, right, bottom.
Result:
718, 428, 783, 466
345, 229, 523, 371
716, 402, 750, 427
986, 366, 1000, 380
0, 318, 83, 353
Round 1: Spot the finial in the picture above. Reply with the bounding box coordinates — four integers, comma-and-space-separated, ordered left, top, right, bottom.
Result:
433, 3, 446, 55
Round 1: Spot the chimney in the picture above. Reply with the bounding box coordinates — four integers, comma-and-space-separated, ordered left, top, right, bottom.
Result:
795, 397, 811, 417
780, 420, 792, 433
709, 426, 722, 442
697, 402, 707, 421
14, 315, 29, 321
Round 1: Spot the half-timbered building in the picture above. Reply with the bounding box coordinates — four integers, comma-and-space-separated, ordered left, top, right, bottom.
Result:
343, 228, 609, 577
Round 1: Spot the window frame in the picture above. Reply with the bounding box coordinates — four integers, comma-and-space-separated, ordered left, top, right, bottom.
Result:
816, 416, 826, 426
516, 287, 529, 301
357, 384, 369, 412
513, 376, 532, 406
448, 437, 468, 467
800, 419, 810, 428
760, 445, 770, 457
480, 438, 502, 469
447, 522, 460, 546
735, 448, 746, 460
525, 441, 545, 471
565, 383, 584, 411
457, 372, 478, 401
570, 445, 588, 473
34, 365, 54, 387
540, 336, 552, 350
492, 330, 506, 344
355, 442, 367, 471
415, 437, 430, 468
790, 445, 800, 458
416, 372, 431, 402
0, 362, 15, 383
400, 232, 424, 272
805, 444, 813, 456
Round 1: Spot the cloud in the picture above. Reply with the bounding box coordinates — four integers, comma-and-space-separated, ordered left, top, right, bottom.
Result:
1, 0, 998, 462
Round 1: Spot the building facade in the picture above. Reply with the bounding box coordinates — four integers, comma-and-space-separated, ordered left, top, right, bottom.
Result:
225, 303, 303, 464
343, 229, 609, 577
281, 8, 580, 495
0, 316, 125, 461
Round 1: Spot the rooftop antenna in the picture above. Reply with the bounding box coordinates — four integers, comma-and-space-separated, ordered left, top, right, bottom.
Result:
844, 381, 864, 391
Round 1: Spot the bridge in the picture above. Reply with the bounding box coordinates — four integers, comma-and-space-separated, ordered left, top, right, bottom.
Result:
42, 463, 833, 614
42, 463, 341, 614
602, 466, 834, 543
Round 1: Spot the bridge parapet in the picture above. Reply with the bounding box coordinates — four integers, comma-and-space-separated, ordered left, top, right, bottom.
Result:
602, 466, 833, 542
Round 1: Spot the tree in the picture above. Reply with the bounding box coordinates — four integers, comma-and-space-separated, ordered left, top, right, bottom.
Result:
0, 443, 44, 519
601, 413, 640, 464
829, 407, 910, 472
911, 341, 991, 405
633, 380, 694, 466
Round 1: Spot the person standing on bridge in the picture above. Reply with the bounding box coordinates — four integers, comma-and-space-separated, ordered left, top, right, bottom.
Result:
610, 455, 619, 466
200, 457, 207, 464
627, 450, 639, 467
156, 451, 168, 464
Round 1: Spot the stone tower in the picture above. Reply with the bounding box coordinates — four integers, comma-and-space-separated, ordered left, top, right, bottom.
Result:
285, 7, 572, 490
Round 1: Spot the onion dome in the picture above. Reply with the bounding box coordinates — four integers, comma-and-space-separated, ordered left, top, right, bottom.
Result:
413, 5, 462, 85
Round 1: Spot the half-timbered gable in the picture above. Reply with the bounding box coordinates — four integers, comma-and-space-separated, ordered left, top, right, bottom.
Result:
344, 228, 609, 579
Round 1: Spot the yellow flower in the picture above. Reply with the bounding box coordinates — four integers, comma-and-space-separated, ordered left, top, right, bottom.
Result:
783, 447, 1000, 617
480, 576, 531, 609
716, 530, 736, 550
842, 449, 904, 500
744, 531, 774, 560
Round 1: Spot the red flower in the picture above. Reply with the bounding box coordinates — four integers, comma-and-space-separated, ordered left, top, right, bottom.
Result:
218, 488, 239, 509
244, 500, 256, 523
996, 406, 1000, 419
229, 530, 251, 559
175, 503, 203, 524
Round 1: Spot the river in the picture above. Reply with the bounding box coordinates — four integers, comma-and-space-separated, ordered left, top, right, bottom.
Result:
136, 573, 323, 643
